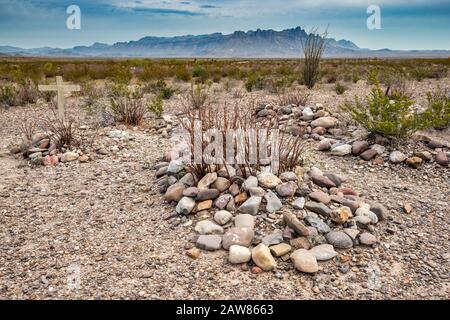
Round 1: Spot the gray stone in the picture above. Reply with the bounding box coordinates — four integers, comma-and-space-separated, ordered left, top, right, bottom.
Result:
257, 172, 282, 188
305, 216, 331, 234
196, 189, 220, 201
283, 212, 310, 236
325, 231, 353, 249
167, 159, 184, 174
264, 191, 283, 213
214, 194, 232, 210
60, 152, 79, 163
196, 235, 222, 251
291, 249, 319, 273
182, 187, 199, 197
305, 201, 331, 217
234, 214, 255, 230
238, 196, 262, 215
309, 244, 338, 261
262, 232, 284, 246
275, 182, 297, 197
279, 171, 298, 182
194, 220, 224, 235
197, 172, 218, 189
176, 197, 196, 215
217, 165, 236, 178
371, 144, 386, 155
330, 144, 352, 156
359, 232, 378, 245
222, 227, 255, 250
243, 176, 258, 190
248, 187, 265, 197
291, 197, 305, 210
179, 173, 195, 186
214, 210, 233, 225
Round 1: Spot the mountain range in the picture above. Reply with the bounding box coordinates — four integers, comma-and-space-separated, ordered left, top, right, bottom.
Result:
1, 27, 449, 58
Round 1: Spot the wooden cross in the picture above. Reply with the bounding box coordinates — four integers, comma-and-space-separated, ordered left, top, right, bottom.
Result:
38, 76, 80, 122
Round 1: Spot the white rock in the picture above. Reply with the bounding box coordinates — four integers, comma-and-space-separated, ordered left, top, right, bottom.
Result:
214, 210, 233, 225
228, 245, 252, 264
194, 220, 224, 235
309, 244, 338, 261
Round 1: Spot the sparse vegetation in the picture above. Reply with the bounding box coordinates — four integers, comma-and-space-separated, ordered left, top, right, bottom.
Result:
335, 82, 346, 95
0, 83, 17, 108
277, 89, 310, 106
109, 84, 147, 125
301, 27, 329, 89
421, 88, 450, 130
148, 94, 164, 117
184, 83, 210, 110
340, 75, 422, 139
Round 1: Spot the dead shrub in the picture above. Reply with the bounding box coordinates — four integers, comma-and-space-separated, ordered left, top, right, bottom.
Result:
277, 89, 310, 106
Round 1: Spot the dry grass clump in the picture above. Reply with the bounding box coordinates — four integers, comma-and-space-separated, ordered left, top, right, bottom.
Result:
178, 101, 303, 179
277, 89, 310, 106
183, 83, 210, 110
108, 83, 147, 126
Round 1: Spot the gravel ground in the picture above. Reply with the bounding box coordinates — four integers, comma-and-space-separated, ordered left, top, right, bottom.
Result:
0, 78, 448, 299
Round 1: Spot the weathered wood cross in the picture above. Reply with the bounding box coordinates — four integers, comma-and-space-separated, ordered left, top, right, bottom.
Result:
38, 76, 80, 122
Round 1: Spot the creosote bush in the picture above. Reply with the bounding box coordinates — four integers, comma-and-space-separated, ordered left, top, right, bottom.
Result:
335, 82, 346, 95
340, 75, 421, 139
148, 94, 164, 117
108, 84, 147, 126
421, 88, 450, 130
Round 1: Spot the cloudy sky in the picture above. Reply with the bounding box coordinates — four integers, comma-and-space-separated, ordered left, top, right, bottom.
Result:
1, 0, 449, 50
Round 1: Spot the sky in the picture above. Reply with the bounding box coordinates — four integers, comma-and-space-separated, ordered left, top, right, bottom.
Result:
0, 0, 449, 50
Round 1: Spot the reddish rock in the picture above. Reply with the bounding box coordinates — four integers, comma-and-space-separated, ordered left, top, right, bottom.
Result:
43, 155, 58, 166
311, 127, 326, 135
352, 141, 369, 156
360, 149, 378, 161
311, 174, 336, 189
308, 191, 331, 204
339, 187, 358, 196
251, 266, 263, 274
435, 152, 449, 167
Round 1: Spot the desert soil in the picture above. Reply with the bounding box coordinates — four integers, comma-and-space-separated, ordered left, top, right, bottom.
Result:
0, 79, 449, 299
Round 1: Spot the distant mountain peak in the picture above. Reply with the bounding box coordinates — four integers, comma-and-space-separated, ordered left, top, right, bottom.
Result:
1, 26, 448, 58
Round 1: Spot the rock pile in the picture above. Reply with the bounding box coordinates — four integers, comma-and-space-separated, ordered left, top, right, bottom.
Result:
155, 149, 387, 274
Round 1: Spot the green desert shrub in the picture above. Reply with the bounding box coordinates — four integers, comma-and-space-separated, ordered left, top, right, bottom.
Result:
335, 82, 346, 95
420, 89, 450, 130
148, 95, 164, 117
340, 76, 422, 139
0, 83, 17, 108
144, 80, 175, 99
109, 84, 147, 125
245, 73, 264, 92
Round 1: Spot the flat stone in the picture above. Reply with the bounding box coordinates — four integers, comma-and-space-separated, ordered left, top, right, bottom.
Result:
270, 243, 292, 257
344, 228, 360, 239
60, 152, 79, 163
196, 235, 222, 251
291, 249, 319, 273
359, 232, 378, 245
211, 177, 231, 192
325, 231, 353, 249
360, 148, 378, 161
176, 197, 196, 215
311, 116, 338, 129
164, 182, 186, 202
323, 173, 345, 187
283, 212, 310, 236
196, 200, 212, 211
248, 187, 265, 197
155, 166, 168, 177
264, 191, 283, 213
182, 187, 199, 197
309, 191, 331, 204
234, 214, 255, 229
196, 188, 220, 201
252, 244, 277, 271
330, 144, 352, 156
214, 210, 233, 225
305, 201, 331, 218
310, 174, 336, 189
290, 237, 312, 250
317, 139, 332, 151
197, 172, 218, 189
238, 196, 262, 215
194, 220, 224, 235
222, 227, 254, 250
309, 244, 338, 261
228, 245, 251, 264
262, 232, 284, 246
305, 216, 331, 234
